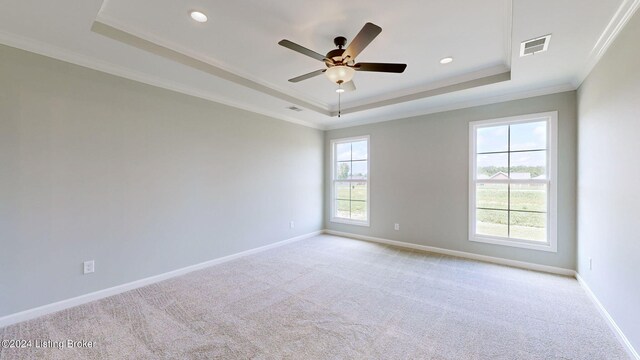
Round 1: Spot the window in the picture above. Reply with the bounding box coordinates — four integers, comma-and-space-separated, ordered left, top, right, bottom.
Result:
331, 136, 369, 226
469, 112, 557, 252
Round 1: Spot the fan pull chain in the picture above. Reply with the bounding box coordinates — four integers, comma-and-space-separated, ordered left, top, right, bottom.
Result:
338, 90, 341, 118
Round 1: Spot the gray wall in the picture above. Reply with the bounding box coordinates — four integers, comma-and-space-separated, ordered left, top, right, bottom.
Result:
0, 45, 324, 317
325, 92, 577, 269
576, 10, 640, 353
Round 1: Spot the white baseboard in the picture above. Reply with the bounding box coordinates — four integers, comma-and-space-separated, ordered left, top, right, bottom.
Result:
4, 230, 636, 359
0, 230, 322, 328
324, 230, 638, 358
323, 230, 576, 277
576, 273, 639, 360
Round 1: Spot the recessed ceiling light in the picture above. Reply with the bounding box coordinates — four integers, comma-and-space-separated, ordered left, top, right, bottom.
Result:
189, 11, 208, 23
440, 57, 453, 64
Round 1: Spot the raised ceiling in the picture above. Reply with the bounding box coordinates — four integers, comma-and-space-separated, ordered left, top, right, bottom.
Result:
0, 0, 637, 129
97, 0, 511, 107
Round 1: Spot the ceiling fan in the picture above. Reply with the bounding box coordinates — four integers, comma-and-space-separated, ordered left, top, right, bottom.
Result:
278, 22, 407, 93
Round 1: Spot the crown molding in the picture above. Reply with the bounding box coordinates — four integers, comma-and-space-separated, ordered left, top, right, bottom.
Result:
93, 9, 516, 118
574, 0, 640, 87
333, 70, 511, 116
93, 12, 331, 112
325, 83, 575, 130
504, 0, 514, 68
91, 19, 331, 116
0, 29, 323, 130
1, 3, 520, 126
3, 0, 602, 132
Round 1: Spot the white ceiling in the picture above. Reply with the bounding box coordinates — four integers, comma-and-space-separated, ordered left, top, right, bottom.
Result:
97, 0, 511, 107
0, 0, 636, 129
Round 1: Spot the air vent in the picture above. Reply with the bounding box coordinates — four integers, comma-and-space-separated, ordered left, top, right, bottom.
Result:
520, 34, 551, 57
287, 106, 303, 112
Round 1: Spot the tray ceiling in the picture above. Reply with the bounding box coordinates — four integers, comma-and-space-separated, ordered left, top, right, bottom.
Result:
0, 0, 636, 128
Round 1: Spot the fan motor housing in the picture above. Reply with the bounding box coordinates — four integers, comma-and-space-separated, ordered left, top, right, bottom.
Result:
325, 36, 348, 66
326, 48, 345, 63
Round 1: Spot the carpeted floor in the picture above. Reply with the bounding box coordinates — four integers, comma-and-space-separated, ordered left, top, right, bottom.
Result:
0, 235, 629, 359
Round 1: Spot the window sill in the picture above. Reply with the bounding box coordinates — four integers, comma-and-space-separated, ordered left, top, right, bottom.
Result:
470, 235, 557, 252
330, 218, 370, 227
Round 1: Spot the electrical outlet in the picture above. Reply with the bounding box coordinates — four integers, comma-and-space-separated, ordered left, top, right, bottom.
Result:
394, 223, 400, 231
589, 258, 592, 270
290, 221, 295, 229
83, 260, 95, 274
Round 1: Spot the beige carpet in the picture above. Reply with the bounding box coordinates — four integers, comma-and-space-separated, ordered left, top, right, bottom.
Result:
0, 235, 629, 359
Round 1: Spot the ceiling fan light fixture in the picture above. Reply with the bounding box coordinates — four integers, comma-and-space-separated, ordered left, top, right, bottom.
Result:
189, 11, 208, 23
325, 65, 355, 84
440, 57, 453, 64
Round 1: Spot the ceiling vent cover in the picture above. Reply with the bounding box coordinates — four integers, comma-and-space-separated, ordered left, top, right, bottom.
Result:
520, 34, 551, 57
287, 106, 303, 112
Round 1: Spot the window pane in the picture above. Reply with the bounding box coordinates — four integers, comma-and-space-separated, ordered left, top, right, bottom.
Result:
336, 161, 351, 180
351, 201, 367, 221
510, 121, 547, 151
477, 153, 508, 179
351, 161, 367, 179
477, 125, 508, 153
476, 183, 508, 210
336, 200, 350, 219
351, 182, 367, 201
510, 212, 546, 242
510, 183, 547, 212
351, 141, 368, 160
476, 209, 508, 238
336, 143, 351, 161
510, 151, 546, 179
335, 182, 350, 200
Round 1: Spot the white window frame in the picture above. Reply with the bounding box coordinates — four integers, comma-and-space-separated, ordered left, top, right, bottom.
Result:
469, 112, 558, 252
330, 135, 370, 226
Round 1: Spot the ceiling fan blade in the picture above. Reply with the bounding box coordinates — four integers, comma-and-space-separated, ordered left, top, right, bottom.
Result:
342, 80, 356, 92
342, 22, 382, 62
354, 62, 407, 73
288, 69, 326, 83
278, 39, 327, 62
